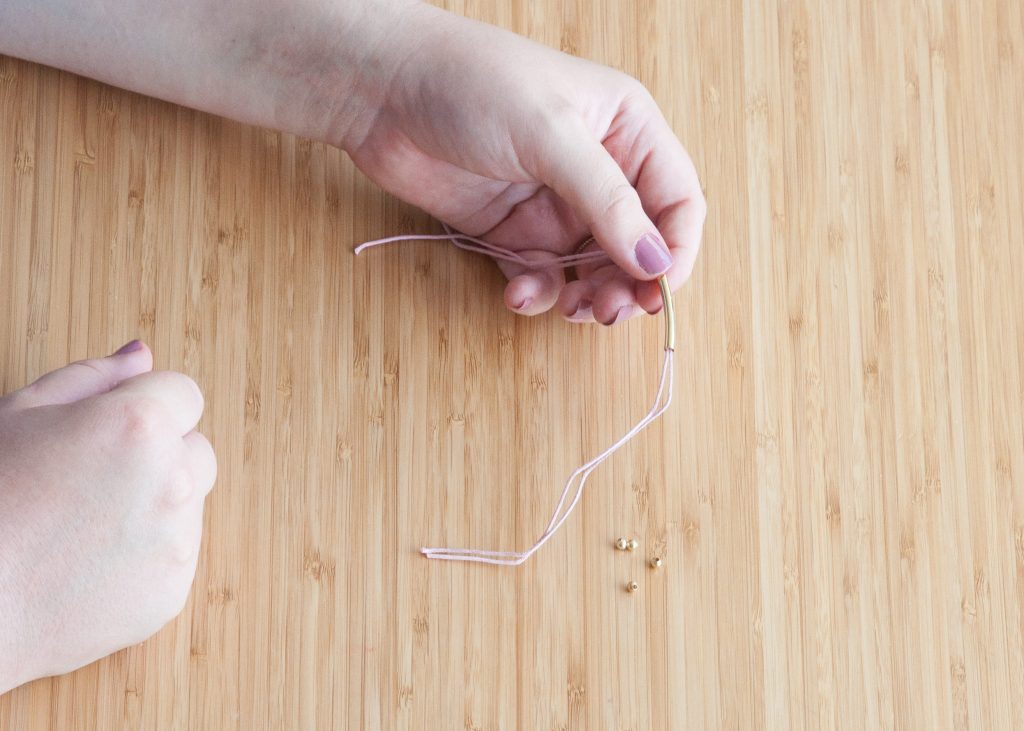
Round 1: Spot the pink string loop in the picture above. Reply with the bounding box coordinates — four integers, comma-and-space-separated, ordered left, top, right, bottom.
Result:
355, 228, 675, 566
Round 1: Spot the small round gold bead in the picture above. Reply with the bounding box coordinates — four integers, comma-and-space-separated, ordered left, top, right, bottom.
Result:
627, 538, 640, 551
615, 537, 629, 551
650, 556, 663, 569
626, 581, 639, 593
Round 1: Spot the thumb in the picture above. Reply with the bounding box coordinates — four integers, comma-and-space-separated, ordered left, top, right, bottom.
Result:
533, 119, 673, 280
18, 340, 154, 408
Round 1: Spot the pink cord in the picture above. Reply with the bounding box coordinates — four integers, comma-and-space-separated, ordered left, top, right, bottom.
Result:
355, 227, 675, 566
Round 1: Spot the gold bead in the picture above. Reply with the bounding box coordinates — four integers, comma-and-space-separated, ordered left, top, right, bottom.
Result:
627, 538, 640, 551
615, 537, 629, 551
626, 581, 639, 593
650, 556, 663, 569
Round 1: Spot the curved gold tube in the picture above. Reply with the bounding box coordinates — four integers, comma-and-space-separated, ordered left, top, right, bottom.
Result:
658, 275, 675, 351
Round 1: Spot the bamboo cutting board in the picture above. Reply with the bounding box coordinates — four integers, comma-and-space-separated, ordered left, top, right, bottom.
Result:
1, 1, 1023, 728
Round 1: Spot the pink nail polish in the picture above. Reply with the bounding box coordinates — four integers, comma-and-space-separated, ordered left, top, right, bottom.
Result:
635, 233, 672, 275
113, 339, 143, 355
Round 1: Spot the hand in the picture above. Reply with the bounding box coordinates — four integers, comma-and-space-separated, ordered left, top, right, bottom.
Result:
0, 342, 216, 694
338, 4, 706, 324
1, 0, 704, 323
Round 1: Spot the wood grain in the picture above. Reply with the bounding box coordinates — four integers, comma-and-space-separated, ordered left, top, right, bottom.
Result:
2, 0, 1023, 728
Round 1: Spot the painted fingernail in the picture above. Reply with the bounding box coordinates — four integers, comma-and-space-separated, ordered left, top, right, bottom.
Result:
113, 339, 143, 355
514, 296, 534, 311
635, 233, 672, 275
569, 299, 593, 321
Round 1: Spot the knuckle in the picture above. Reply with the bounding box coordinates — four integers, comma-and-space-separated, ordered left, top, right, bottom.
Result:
537, 97, 577, 131
171, 372, 205, 413
116, 396, 167, 441
611, 72, 658, 113
67, 359, 116, 390
620, 74, 653, 102
599, 181, 640, 221
163, 469, 195, 507
71, 358, 109, 379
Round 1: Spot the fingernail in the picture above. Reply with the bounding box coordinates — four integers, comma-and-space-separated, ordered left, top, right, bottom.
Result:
607, 305, 631, 325
514, 297, 533, 311
600, 306, 629, 326
569, 296, 593, 319
569, 299, 593, 321
635, 233, 672, 275
113, 339, 144, 355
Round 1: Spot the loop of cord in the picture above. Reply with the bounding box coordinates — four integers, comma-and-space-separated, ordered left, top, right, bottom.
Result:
354, 227, 675, 566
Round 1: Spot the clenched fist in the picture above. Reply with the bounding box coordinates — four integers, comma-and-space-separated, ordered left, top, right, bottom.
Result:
0, 341, 216, 693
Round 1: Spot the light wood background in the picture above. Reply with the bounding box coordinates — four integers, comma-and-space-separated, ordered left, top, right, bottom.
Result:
2, 0, 1022, 728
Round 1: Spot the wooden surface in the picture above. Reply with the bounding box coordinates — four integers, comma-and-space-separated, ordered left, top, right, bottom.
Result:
2, 0, 1023, 728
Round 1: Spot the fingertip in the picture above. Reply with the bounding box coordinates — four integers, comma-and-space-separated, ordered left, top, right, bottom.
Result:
633, 232, 674, 277
108, 370, 205, 436
568, 299, 594, 323
504, 272, 558, 316
531, 125, 668, 282
590, 225, 670, 283
497, 249, 567, 316
112, 339, 143, 356
637, 284, 665, 314
634, 279, 658, 313
557, 280, 595, 323
592, 276, 639, 325
17, 341, 156, 408
112, 339, 154, 372
635, 237, 699, 312
604, 305, 635, 325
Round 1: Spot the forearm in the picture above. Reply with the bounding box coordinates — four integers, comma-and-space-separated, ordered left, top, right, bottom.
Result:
0, 0, 419, 148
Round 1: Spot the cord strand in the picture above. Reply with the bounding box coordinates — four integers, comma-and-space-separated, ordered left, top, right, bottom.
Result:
355, 228, 676, 566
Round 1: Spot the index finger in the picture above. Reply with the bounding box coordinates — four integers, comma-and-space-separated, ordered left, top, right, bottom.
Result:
632, 115, 706, 311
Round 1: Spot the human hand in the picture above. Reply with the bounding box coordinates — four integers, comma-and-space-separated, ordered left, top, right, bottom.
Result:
0, 342, 216, 694
1, 0, 703, 325
1, 0, 703, 324
337, 4, 706, 324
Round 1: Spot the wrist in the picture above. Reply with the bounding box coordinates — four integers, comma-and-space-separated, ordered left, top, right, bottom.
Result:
263, 0, 438, 152
0, 0, 427, 155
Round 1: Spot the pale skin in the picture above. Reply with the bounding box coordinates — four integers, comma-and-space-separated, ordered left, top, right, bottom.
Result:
0, 0, 705, 694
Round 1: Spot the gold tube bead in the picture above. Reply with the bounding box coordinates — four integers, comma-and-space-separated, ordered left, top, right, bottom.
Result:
658, 275, 675, 352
